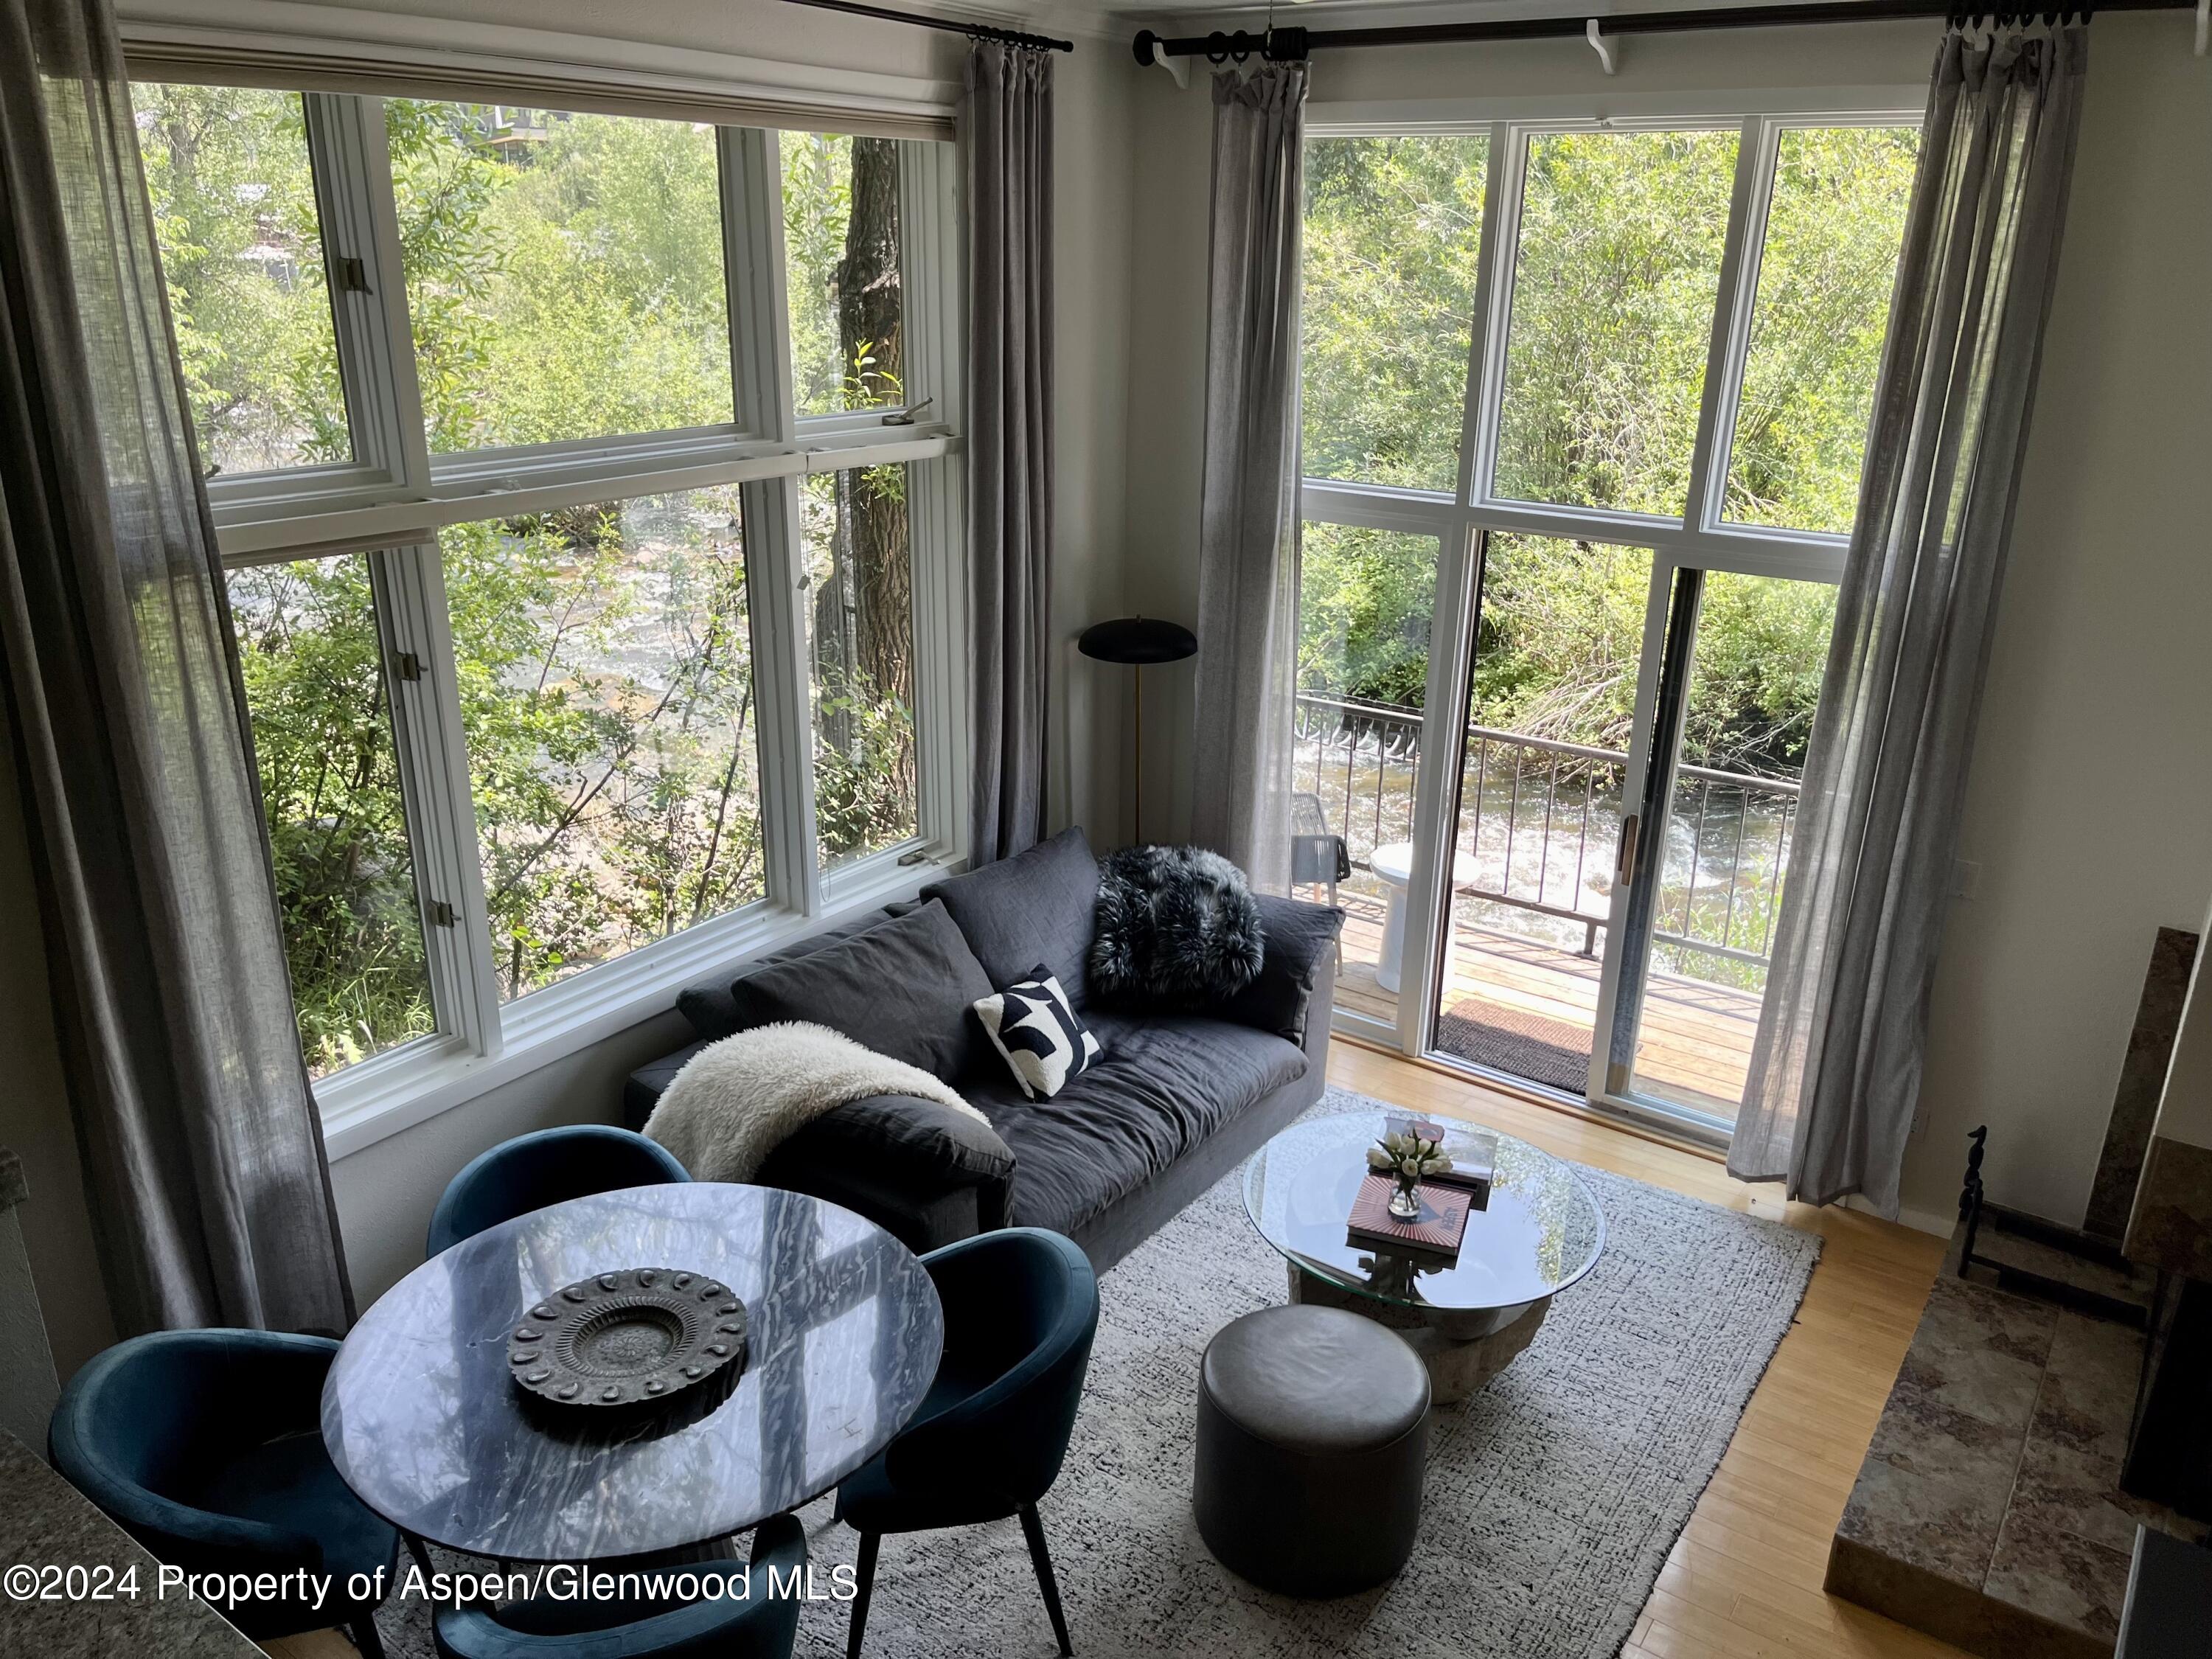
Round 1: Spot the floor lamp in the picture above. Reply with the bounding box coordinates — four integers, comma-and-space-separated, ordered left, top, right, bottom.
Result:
1077, 616, 1197, 845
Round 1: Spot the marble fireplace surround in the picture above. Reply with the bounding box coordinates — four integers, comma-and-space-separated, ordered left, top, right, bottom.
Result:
1826, 1274, 2204, 1658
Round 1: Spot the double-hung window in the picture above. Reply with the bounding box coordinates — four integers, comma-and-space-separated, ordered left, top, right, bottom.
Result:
133, 74, 965, 1125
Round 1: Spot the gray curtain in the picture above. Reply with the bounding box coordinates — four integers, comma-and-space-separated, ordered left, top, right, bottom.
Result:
1729, 25, 2087, 1214
0, 0, 352, 1332
964, 41, 1054, 866
1190, 63, 1307, 892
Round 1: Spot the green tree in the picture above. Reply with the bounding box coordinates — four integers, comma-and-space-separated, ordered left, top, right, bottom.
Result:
1301, 136, 1487, 492
139, 83, 347, 473
1298, 125, 1914, 784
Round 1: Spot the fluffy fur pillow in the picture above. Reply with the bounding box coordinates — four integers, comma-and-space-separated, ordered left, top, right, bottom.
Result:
1088, 845, 1265, 1007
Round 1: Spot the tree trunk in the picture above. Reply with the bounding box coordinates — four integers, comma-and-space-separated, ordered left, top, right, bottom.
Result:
814, 136, 909, 747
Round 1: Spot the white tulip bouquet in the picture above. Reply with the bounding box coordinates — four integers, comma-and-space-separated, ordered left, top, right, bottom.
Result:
1368, 1129, 1453, 1219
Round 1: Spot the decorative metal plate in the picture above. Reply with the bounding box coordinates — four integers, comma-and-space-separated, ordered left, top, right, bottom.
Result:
508, 1268, 746, 1410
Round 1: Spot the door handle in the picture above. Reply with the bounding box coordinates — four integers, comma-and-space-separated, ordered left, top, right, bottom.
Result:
1616, 813, 1641, 886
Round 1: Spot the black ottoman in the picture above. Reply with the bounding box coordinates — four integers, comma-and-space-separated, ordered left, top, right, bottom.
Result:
1192, 1304, 1430, 1596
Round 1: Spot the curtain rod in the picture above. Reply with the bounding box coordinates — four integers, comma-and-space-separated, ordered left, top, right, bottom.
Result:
774, 0, 1074, 52
1133, 0, 2183, 63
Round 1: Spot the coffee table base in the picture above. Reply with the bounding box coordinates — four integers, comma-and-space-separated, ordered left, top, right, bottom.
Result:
1287, 1265, 1549, 1404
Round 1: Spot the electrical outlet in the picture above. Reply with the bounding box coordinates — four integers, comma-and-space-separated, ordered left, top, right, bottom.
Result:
1951, 858, 1981, 900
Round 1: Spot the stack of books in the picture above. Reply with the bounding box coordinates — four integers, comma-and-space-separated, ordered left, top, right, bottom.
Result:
1347, 1119, 1500, 1263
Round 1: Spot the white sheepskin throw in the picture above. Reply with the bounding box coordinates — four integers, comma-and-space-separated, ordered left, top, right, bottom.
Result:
642, 1020, 987, 1183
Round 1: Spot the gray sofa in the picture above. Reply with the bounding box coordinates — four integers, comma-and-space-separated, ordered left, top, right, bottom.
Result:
623, 829, 1343, 1272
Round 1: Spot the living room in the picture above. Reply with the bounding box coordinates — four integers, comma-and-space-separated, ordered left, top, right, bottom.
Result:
2, 0, 2209, 1655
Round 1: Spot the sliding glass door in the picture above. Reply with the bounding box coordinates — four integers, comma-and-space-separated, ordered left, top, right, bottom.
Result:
1295, 112, 1917, 1136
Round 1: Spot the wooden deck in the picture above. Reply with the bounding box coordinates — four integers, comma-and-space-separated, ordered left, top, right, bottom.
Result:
1326, 884, 1761, 1116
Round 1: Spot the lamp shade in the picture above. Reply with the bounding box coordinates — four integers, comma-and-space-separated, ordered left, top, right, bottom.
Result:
1077, 616, 1197, 665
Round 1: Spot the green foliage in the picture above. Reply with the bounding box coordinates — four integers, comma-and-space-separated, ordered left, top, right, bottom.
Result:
803, 466, 917, 863
782, 132, 856, 417
228, 560, 434, 1074
161, 93, 919, 1070
388, 102, 733, 450
1727, 127, 1919, 533
1469, 535, 1655, 752
1494, 129, 1740, 515
1298, 523, 1438, 709
1300, 127, 1915, 784
1301, 136, 1487, 492
441, 495, 765, 1001
139, 84, 347, 473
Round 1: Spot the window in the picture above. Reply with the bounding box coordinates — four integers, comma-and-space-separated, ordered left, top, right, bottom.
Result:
389, 102, 734, 451
804, 465, 917, 866
229, 555, 431, 1074
1298, 110, 1917, 1128
147, 74, 964, 1088
1301, 136, 1487, 493
445, 490, 764, 998
1724, 127, 1919, 533
1492, 129, 1739, 516
782, 133, 906, 417
139, 84, 349, 475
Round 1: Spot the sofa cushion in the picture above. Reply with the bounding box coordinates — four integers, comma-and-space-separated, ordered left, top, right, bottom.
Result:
724, 900, 993, 1080
1214, 894, 1346, 1044
922, 827, 1099, 1008
967, 1010, 1308, 1238
674, 900, 915, 1042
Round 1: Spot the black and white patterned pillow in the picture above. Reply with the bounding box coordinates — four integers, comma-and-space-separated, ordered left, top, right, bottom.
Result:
973, 964, 1103, 1101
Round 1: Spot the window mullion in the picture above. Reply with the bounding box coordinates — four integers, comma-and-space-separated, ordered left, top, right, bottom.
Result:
1685, 116, 1775, 536
722, 127, 820, 914
1455, 121, 1514, 509
898, 137, 967, 857
301, 94, 432, 500
720, 127, 797, 444
746, 476, 824, 916
1465, 122, 1521, 511
372, 542, 503, 1057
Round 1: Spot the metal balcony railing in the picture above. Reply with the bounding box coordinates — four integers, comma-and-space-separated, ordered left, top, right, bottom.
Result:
1293, 691, 1802, 975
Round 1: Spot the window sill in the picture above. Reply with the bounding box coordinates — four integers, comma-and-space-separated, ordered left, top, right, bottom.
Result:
313, 844, 962, 1161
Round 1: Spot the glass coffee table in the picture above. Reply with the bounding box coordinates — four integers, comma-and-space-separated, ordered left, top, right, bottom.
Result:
1243, 1110, 1605, 1402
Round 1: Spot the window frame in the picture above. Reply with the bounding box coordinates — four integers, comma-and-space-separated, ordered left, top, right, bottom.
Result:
146, 72, 970, 1152
1299, 94, 1923, 1077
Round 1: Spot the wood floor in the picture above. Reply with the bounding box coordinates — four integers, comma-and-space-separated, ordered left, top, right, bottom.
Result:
267, 1041, 1960, 1659
1332, 886, 1764, 1113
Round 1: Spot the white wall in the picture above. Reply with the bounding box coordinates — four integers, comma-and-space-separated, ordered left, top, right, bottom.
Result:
1119, 14, 2212, 1228
0, 739, 116, 1382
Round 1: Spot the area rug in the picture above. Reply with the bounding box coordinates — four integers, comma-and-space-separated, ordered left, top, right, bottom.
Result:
375, 1086, 1819, 1658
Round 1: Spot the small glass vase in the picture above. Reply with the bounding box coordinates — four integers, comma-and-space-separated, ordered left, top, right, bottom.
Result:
1387, 1176, 1422, 1220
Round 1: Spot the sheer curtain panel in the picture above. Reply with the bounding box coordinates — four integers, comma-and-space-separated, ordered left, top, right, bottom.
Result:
1729, 25, 2089, 1214
1190, 63, 1308, 892
0, 0, 352, 1332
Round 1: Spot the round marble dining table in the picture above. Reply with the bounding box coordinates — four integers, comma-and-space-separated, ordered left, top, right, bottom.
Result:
321, 1182, 944, 1562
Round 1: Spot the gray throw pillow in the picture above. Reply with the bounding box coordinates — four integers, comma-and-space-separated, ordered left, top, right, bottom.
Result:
922, 827, 1100, 1008
726, 900, 992, 1081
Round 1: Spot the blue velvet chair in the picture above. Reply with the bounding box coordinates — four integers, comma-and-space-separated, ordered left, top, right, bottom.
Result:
428, 1124, 691, 1256
49, 1329, 397, 1655
835, 1228, 1099, 1658
432, 1514, 808, 1659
